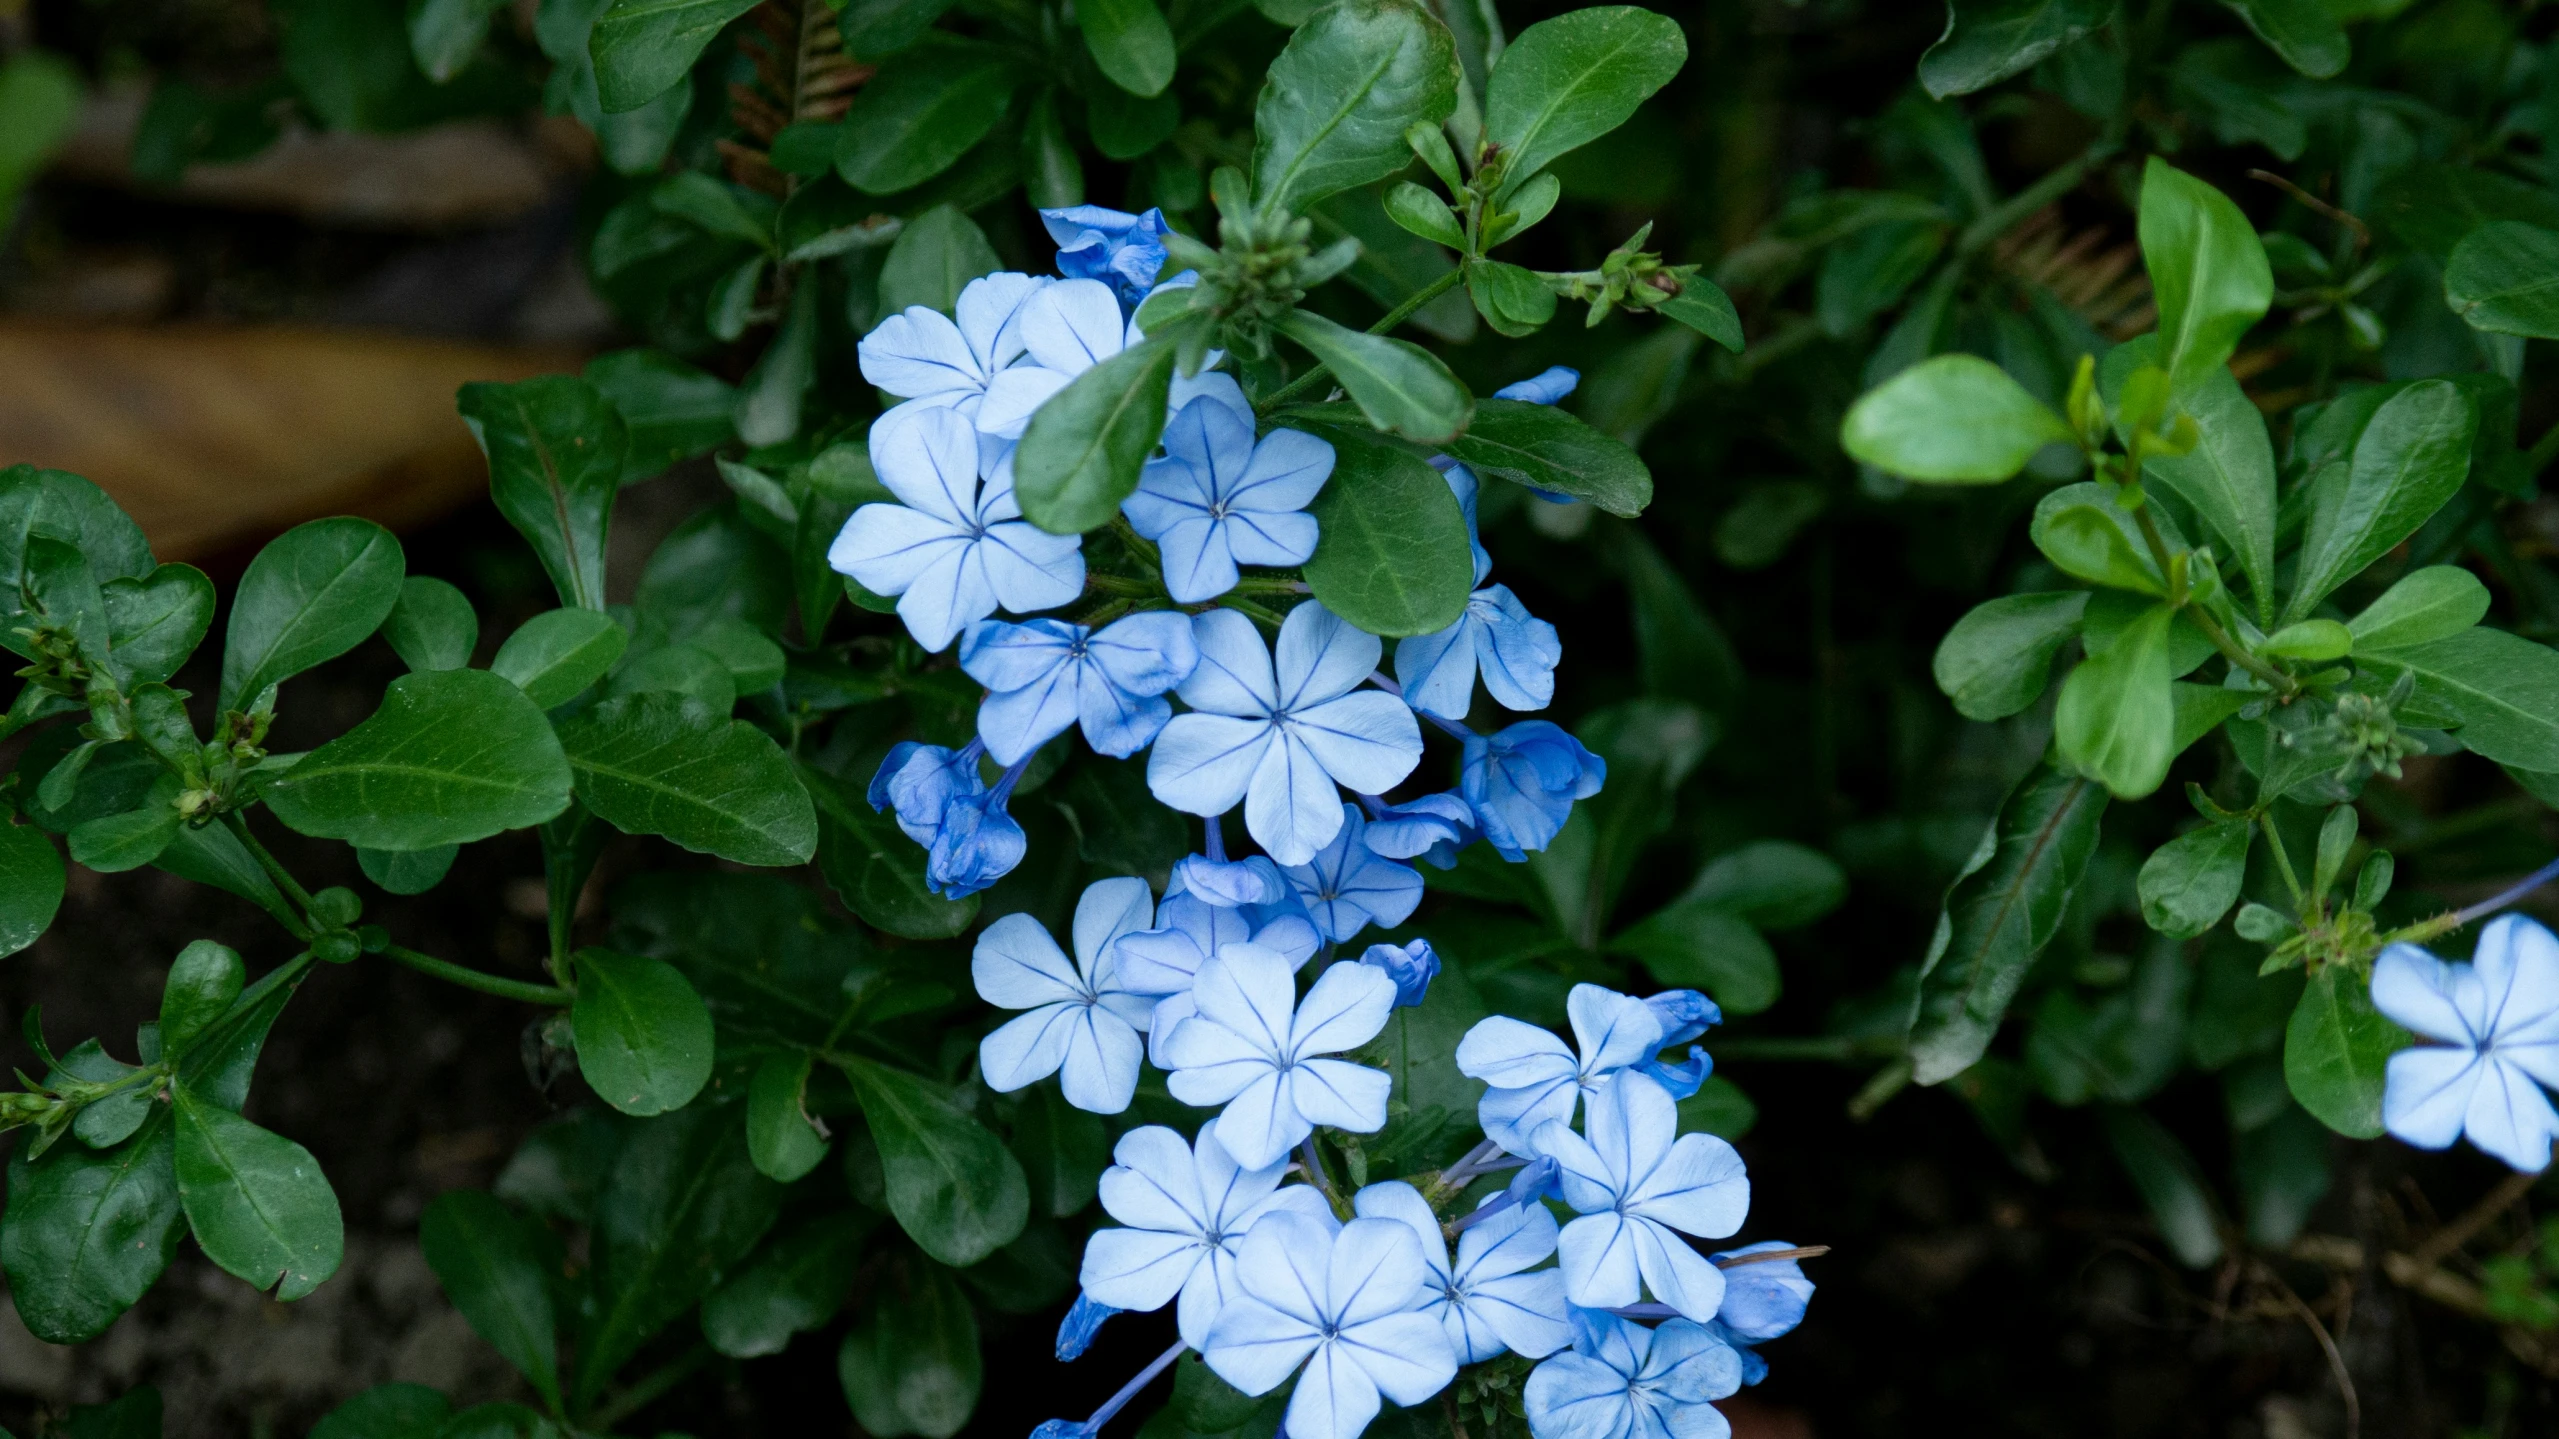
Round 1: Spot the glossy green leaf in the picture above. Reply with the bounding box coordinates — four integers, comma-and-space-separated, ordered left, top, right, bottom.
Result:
1931, 591, 2088, 721
0, 820, 63, 959
1656, 278, 1743, 351
379, 576, 477, 673
1078, 0, 1175, 96
219, 517, 406, 712
586, 349, 736, 484
492, 608, 630, 709
1608, 903, 1779, 1015
878, 204, 1003, 315
1910, 762, 2109, 1084
1250, 0, 1458, 218
806, 763, 979, 939
590, 0, 761, 112
459, 377, 626, 612
2031, 503, 2164, 596
2222, 0, 2347, 77
2137, 822, 2250, 939
1301, 427, 1474, 638
1087, 83, 1180, 161
1918, 0, 2111, 99
2284, 965, 2405, 1139
0, 1110, 183, 1343
2138, 159, 2272, 391
841, 1057, 1029, 1267
265, 668, 573, 849
2100, 1105, 2224, 1267
835, 44, 1017, 195
2135, 354, 2278, 623
747, 1050, 831, 1183
2360, 628, 2559, 772
155, 821, 294, 929
356, 844, 457, 895
1467, 257, 1560, 337
2348, 566, 2489, 653
171, 1082, 343, 1300
557, 692, 817, 865
1386, 181, 1465, 250
1673, 840, 1848, 931
419, 1190, 561, 1410
103, 564, 215, 687
1441, 399, 1649, 516
2284, 379, 2474, 623
2444, 221, 2559, 339
572, 947, 715, 1117
0, 464, 154, 598
2056, 600, 2177, 798
68, 776, 181, 874
1012, 336, 1176, 535
1483, 6, 1685, 197
160, 939, 245, 1056
702, 1210, 873, 1358
1273, 308, 1472, 444
1841, 354, 2074, 482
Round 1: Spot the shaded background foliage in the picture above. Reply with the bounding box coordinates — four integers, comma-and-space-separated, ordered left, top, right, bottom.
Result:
0, 0, 2557, 1436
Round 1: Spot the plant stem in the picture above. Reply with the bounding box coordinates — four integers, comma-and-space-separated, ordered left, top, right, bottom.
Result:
584, 1341, 711, 1431
1956, 132, 2122, 257
219, 812, 317, 936
2259, 812, 2308, 910
1298, 1133, 1346, 1214
1259, 268, 1466, 413
2186, 604, 2301, 698
384, 946, 571, 1007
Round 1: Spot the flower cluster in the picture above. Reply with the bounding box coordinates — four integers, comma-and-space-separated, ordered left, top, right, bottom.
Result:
2371, 914, 2559, 1172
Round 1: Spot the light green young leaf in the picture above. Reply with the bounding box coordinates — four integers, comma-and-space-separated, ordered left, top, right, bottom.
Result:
747, 1051, 831, 1183
1077, 0, 1175, 97
1840, 354, 2074, 482
556, 692, 817, 866
1482, 6, 1686, 198
1918, 0, 2112, 100
459, 377, 627, 612
1656, 278, 1743, 352
2444, 221, 2559, 339
219, 517, 406, 712
171, 1083, 343, 1300
2138, 158, 2273, 391
2031, 504, 2165, 596
1251, 0, 1459, 218
2115, 341, 2276, 623
2285, 378, 2474, 623
1932, 591, 2088, 721
2284, 966, 2405, 1139
1273, 308, 1473, 444
1300, 427, 1475, 637
2346, 566, 2490, 653
1465, 258, 1558, 338
263, 668, 574, 849
418, 1190, 561, 1410
572, 948, 715, 1117
492, 608, 630, 709
1385, 181, 1466, 250
380, 576, 478, 673
834, 44, 1017, 194
2056, 600, 2178, 798
2260, 619, 2351, 662
840, 1057, 1029, 1267
2137, 822, 2250, 939
1437, 400, 1649, 516
590, 0, 761, 113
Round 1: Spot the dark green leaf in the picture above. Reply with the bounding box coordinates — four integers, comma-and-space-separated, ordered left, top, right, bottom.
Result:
419, 1190, 561, 1410
747, 1050, 831, 1183
1087, 84, 1179, 161
356, 844, 457, 895
1482, 6, 1685, 197
102, 564, 215, 687
492, 608, 630, 709
1386, 181, 1465, 250
159, 939, 244, 1056
835, 44, 1017, 195
171, 1082, 343, 1300
2125, 347, 2277, 622
1078, 0, 1175, 96
460, 377, 626, 612
54, 1386, 163, 1439
840, 0, 958, 57
1013, 337, 1177, 535
2138, 158, 2273, 391
311, 1384, 452, 1439
572, 947, 715, 1117
590, 0, 760, 113
735, 277, 820, 448
806, 763, 980, 939
1932, 591, 2087, 721
2444, 221, 2559, 339
2283, 965, 2405, 1139
1050, 758, 1187, 876
2286, 380, 2474, 623
1613, 525, 1741, 716
2222, 0, 2347, 78
702, 1210, 873, 1358
265, 668, 573, 849
2372, 167, 2559, 264
219, 517, 406, 712
841, 1057, 1029, 1267
1440, 400, 1649, 516
1, 1112, 183, 1343
379, 576, 477, 673
1273, 308, 1472, 444
2030, 492, 2165, 595
557, 692, 816, 865
1466, 258, 1557, 337
1672, 840, 1847, 930
1840, 353, 2074, 482
635, 502, 792, 640
2026, 943, 2191, 1105
1918, 0, 2111, 100
878, 204, 1003, 315
585, 349, 737, 485
0, 820, 63, 959
2235, 1105, 2332, 1248
1012, 1082, 1107, 1219
2138, 822, 2250, 939
1676, 1075, 1756, 1140
2359, 628, 2559, 772
1250, 0, 1458, 218
1607, 904, 1779, 1014
2101, 1105, 2224, 1267
1300, 426, 1474, 637
155, 821, 294, 927
837, 1262, 982, 1438
1310, 188, 1477, 344
68, 776, 181, 874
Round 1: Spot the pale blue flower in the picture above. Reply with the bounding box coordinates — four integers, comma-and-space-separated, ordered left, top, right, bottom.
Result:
1457, 984, 1667, 1152
1055, 1292, 1120, 1361
1115, 888, 1321, 1066
1280, 804, 1423, 942
1147, 604, 1423, 867
1646, 991, 1721, 1047
1395, 584, 1563, 721
1434, 461, 1494, 586
1354, 1180, 1571, 1364
1200, 1209, 1458, 1439
1534, 1072, 1750, 1323
828, 406, 1084, 652
868, 738, 982, 846
854, 272, 1046, 425
973, 877, 1158, 1113
1523, 1311, 1741, 1439
1360, 939, 1439, 1008
1126, 397, 1333, 604
1463, 720, 1606, 860
1078, 1119, 1334, 1347
976, 278, 1241, 438
1705, 1241, 1814, 1385
1042, 205, 1172, 306
960, 611, 1200, 764
926, 757, 1030, 898
1360, 791, 1477, 870
1160, 941, 1397, 1168
2372, 914, 2559, 1172
1495, 367, 1581, 406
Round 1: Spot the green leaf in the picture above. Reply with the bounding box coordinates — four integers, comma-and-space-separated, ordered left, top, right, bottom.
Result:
806, 764, 980, 939
572, 948, 715, 1117
0, 1111, 183, 1343
103, 564, 215, 688
556, 692, 817, 865
841, 1057, 1029, 1267
1467, 257, 1560, 337
1250, 0, 1458, 218
1840, 353, 2074, 483
1051, 758, 1187, 876
2136, 356, 2278, 624
357, 844, 457, 895
2444, 221, 2559, 339
491, 608, 630, 709
419, 1190, 561, 1410
265, 669, 573, 849
702, 1211, 872, 1358
837, 1261, 983, 1438
840, 0, 959, 57
1437, 399, 1649, 516
1300, 427, 1474, 637
835, 44, 1017, 194
2373, 167, 2559, 264
1655, 279, 1743, 352
1932, 591, 2088, 721
2031, 502, 2164, 596
0, 820, 64, 959
459, 377, 627, 612
2056, 600, 2178, 799
1014, 337, 1178, 535
590, 0, 760, 113
0, 50, 81, 209
2260, 619, 2351, 661
2359, 628, 2559, 772
380, 576, 478, 673
1909, 763, 2109, 1084
1087, 84, 1179, 161
311, 1384, 452, 1439
1012, 1082, 1107, 1219
577, 1104, 781, 1407
2222, 0, 2348, 79
2100, 1105, 2224, 1268
156, 822, 294, 928
1386, 181, 1465, 250
879, 204, 1003, 315
2138, 158, 2273, 391
219, 517, 406, 712
1671, 840, 1848, 930
587, 349, 736, 484
1482, 6, 1685, 198
160, 939, 245, 1056
1608, 903, 1779, 1014
2348, 566, 2489, 653
1918, 0, 2111, 100
0, 464, 154, 598
1676, 1074, 1756, 1140
408, 0, 507, 82
1078, 0, 1175, 97
2284, 966, 2406, 1139
171, 1082, 343, 1300
2235, 1106, 2333, 1248
2285, 379, 2475, 623
2137, 822, 2250, 939
1273, 309, 1473, 444
747, 1050, 831, 1183
68, 777, 181, 874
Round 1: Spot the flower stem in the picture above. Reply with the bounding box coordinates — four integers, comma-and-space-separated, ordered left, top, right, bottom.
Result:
219, 811, 317, 936
1084, 1340, 1189, 1434
2449, 854, 2559, 927
1259, 269, 1467, 414
384, 945, 572, 1007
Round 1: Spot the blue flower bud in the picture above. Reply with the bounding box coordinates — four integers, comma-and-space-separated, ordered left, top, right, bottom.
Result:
1055, 1292, 1120, 1361
1645, 990, 1722, 1046
1460, 721, 1606, 859
1360, 938, 1440, 1007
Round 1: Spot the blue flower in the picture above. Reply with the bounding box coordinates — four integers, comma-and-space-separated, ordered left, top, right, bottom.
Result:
1360, 791, 1477, 870
1360, 939, 1440, 1008
1463, 720, 1606, 860
1707, 1242, 1815, 1365
1200, 1209, 1459, 1439
1115, 888, 1320, 1066
1125, 399, 1334, 604
1394, 584, 1563, 721
975, 278, 1243, 438
1280, 805, 1423, 942
854, 272, 1046, 427
926, 765, 1028, 898
828, 406, 1085, 652
2372, 914, 2559, 1172
1435, 461, 1494, 586
960, 611, 1200, 764
1160, 942, 1397, 1168
1457, 983, 1667, 1151
1534, 1072, 1751, 1323
1147, 604, 1424, 867
1355, 1180, 1570, 1364
1055, 1292, 1120, 1361
972, 878, 1158, 1113
1522, 1311, 1742, 1439
1041, 205, 1172, 306
1645, 991, 1721, 1047
1495, 367, 1581, 405
1078, 1120, 1334, 1347
868, 739, 982, 846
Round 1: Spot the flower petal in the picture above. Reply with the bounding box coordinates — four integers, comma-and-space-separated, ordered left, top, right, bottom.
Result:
1203, 1297, 1324, 1398
1246, 730, 1353, 867
1149, 714, 1275, 818
1288, 692, 1425, 797
1097, 1124, 1209, 1232
2372, 943, 2478, 1045
858, 307, 982, 403
869, 404, 981, 527
1337, 1309, 1457, 1405
1284, 1058, 1392, 1134
1079, 1226, 1201, 1313
1350, 1181, 1450, 1279
1627, 1132, 1751, 1240
1057, 1006, 1144, 1114
1467, 1269, 1572, 1359
1457, 1017, 1580, 1089
829, 504, 970, 597
2382, 1046, 2483, 1150
1178, 609, 1280, 716
1284, 1342, 1384, 1439
1628, 1216, 1728, 1321
1022, 278, 1128, 376
1291, 961, 1397, 1057
975, 365, 1073, 440
2463, 1055, 2559, 1172
1554, 1212, 1644, 1310
1074, 876, 1159, 978
979, 1003, 1078, 1092
973, 913, 1085, 1007
1522, 1353, 1639, 1439
1571, 986, 1670, 1078
1275, 601, 1383, 711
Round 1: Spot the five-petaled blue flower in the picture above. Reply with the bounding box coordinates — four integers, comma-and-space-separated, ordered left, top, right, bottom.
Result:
1360, 939, 1440, 1008
1395, 584, 1563, 721
1200, 1208, 1459, 1439
1147, 603, 1423, 867
1280, 804, 1423, 942
1042, 205, 1173, 306
1159, 942, 1396, 1169
828, 405, 1084, 652
1077, 1119, 1335, 1347
2372, 914, 2559, 1172
1115, 887, 1320, 1065
1125, 396, 1334, 603
973, 877, 1158, 1113
1464, 720, 1606, 860
854, 272, 1045, 428
960, 611, 1200, 764
1457, 983, 1668, 1151
1523, 1309, 1742, 1439
1534, 1071, 1751, 1323
1353, 1180, 1570, 1364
